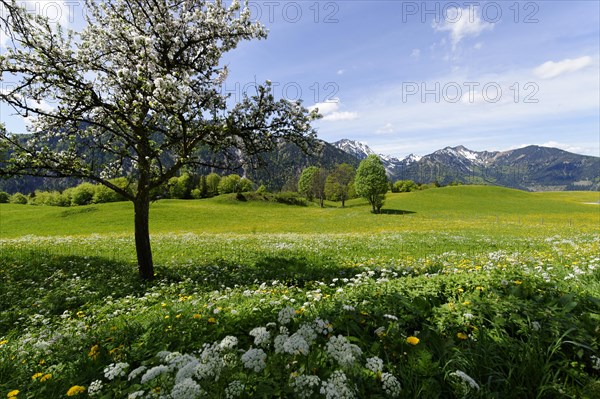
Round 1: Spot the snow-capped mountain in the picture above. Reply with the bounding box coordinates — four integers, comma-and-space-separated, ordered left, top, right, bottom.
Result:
331, 140, 600, 191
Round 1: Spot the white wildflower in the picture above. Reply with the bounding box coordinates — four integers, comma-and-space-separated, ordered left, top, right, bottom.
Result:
283, 333, 310, 355
141, 365, 169, 384
128, 391, 144, 399
241, 348, 267, 372
326, 335, 362, 367
342, 305, 355, 311
250, 327, 271, 347
320, 370, 356, 399
225, 380, 245, 398
219, 335, 238, 350
290, 374, 321, 399
88, 380, 103, 396
450, 370, 480, 390
381, 373, 402, 397
196, 343, 224, 380
103, 362, 129, 380
171, 377, 203, 399
315, 318, 333, 335
296, 323, 318, 345
278, 307, 296, 325
128, 365, 147, 381
383, 314, 398, 321
532, 321, 541, 331
365, 356, 384, 373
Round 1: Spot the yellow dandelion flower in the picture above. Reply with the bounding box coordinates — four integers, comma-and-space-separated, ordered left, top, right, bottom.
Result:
192, 313, 201, 319
76, 311, 85, 318
66, 385, 86, 396
32, 372, 43, 380
175, 314, 182, 319
39, 374, 52, 382
7, 390, 19, 398
0, 340, 8, 346
88, 344, 100, 360
475, 286, 484, 291
514, 280, 522, 285
208, 317, 217, 324
406, 336, 420, 345
457, 332, 468, 340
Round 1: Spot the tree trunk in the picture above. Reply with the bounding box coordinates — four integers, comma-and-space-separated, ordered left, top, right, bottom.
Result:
134, 197, 154, 280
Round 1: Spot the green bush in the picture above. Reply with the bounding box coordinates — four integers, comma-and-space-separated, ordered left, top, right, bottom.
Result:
218, 174, 241, 194
0, 191, 9, 203
9, 192, 28, 204
71, 183, 96, 206
30, 190, 69, 206
168, 172, 193, 199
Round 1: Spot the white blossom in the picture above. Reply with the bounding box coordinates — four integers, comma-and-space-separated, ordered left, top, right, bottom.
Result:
171, 377, 203, 399
320, 370, 356, 399
365, 356, 384, 373
278, 307, 296, 325
326, 335, 362, 368
450, 370, 480, 390
103, 362, 129, 380
241, 348, 267, 373
290, 374, 321, 399
225, 380, 245, 398
381, 373, 402, 397
249, 327, 271, 347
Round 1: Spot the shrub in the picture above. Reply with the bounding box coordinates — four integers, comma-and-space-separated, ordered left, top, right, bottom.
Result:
71, 183, 96, 206
239, 177, 254, 193
218, 174, 241, 194
0, 191, 9, 203
9, 192, 28, 204
206, 173, 221, 197
30, 190, 69, 206
168, 172, 193, 199
393, 180, 417, 193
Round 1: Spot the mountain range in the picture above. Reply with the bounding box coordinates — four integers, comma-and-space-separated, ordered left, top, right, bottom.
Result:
332, 139, 600, 192
1, 137, 598, 193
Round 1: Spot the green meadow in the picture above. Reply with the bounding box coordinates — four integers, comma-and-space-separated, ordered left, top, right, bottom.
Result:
1, 186, 599, 398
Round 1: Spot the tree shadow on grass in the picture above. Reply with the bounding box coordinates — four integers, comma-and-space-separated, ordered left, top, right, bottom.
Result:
379, 209, 416, 215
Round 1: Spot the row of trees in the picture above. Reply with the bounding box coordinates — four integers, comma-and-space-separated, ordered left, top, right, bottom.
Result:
298, 155, 389, 213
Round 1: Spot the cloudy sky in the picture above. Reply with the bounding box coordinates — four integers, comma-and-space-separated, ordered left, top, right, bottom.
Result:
1, 1, 599, 158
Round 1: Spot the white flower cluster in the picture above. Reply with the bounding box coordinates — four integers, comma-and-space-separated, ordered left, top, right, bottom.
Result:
88, 379, 103, 396
326, 335, 363, 368
315, 318, 334, 335
171, 377, 203, 399
127, 391, 144, 399
365, 356, 384, 373
219, 335, 238, 350
128, 366, 147, 381
140, 365, 169, 384
103, 362, 129, 380
450, 370, 480, 390
320, 370, 356, 399
381, 372, 402, 397
278, 306, 296, 325
196, 343, 225, 380
290, 374, 321, 399
282, 332, 310, 356
241, 348, 267, 372
250, 327, 271, 347
225, 380, 245, 398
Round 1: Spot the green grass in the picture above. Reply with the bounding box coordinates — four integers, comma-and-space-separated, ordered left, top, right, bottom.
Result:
1, 186, 598, 238
0, 186, 599, 398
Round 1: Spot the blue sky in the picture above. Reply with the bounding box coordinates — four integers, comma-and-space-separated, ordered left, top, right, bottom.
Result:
1, 0, 599, 158
224, 0, 600, 158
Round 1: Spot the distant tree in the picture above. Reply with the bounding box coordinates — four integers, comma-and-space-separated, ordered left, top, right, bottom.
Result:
0, 191, 9, 203
355, 155, 388, 213
71, 183, 96, 206
0, 0, 318, 280
168, 173, 193, 199
393, 179, 417, 193
219, 174, 242, 194
298, 166, 327, 207
206, 173, 222, 197
324, 163, 355, 207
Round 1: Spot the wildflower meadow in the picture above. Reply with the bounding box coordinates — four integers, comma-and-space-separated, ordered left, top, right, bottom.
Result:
1, 188, 599, 398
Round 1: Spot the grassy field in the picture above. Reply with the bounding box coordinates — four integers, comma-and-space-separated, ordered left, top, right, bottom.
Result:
0, 186, 599, 398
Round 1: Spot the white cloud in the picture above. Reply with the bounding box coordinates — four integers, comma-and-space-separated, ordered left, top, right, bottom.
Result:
376, 123, 395, 134
410, 49, 420, 59
310, 101, 358, 122
433, 6, 494, 50
533, 56, 592, 79
337, 69, 345, 75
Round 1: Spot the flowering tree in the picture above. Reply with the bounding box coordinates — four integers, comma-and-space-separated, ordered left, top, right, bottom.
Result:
0, 0, 318, 280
